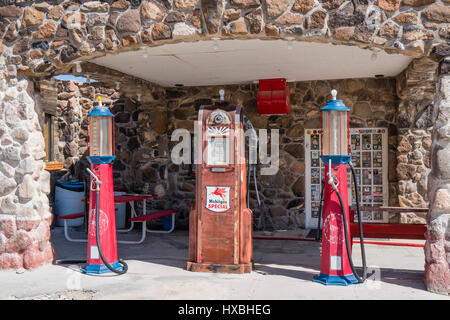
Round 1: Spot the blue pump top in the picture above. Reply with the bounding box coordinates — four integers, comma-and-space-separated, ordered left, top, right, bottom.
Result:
88, 107, 114, 117
320, 89, 350, 112
88, 96, 114, 117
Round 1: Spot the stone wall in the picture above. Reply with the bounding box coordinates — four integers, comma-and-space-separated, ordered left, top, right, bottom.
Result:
52, 74, 401, 230
0, 57, 53, 270
0, 0, 448, 81
424, 44, 449, 295
394, 57, 437, 223
165, 78, 400, 228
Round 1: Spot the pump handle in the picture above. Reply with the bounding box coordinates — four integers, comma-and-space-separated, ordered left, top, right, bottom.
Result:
86, 168, 101, 191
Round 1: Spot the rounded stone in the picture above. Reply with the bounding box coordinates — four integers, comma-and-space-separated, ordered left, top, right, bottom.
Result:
17, 174, 36, 201
47, 5, 64, 20
22, 242, 53, 269
0, 253, 23, 270
0, 6, 23, 18
172, 23, 197, 39
6, 230, 33, 253
401, 0, 435, 6
245, 8, 263, 34
33, 22, 56, 40
265, 0, 290, 19
377, 0, 400, 12
117, 10, 142, 33
174, 0, 197, 10
152, 23, 172, 40
230, 0, 261, 8
111, 0, 130, 10
0, 215, 16, 238
22, 7, 45, 28
142, 1, 165, 21
276, 12, 302, 25
422, 5, 450, 22
165, 11, 186, 23
424, 262, 450, 295
224, 8, 241, 23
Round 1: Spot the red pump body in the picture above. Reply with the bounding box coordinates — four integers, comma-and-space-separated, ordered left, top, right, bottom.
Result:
85, 163, 121, 273
319, 164, 353, 278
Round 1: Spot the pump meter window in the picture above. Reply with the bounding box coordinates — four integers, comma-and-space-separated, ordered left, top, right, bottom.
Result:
207, 136, 229, 166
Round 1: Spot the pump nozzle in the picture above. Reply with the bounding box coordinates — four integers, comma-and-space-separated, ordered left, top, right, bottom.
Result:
86, 168, 101, 191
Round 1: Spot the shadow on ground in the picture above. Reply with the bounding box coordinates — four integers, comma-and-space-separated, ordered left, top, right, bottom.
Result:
51, 227, 427, 292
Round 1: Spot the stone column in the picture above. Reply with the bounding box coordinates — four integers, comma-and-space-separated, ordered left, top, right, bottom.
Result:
0, 54, 54, 269
395, 58, 437, 223
424, 44, 450, 295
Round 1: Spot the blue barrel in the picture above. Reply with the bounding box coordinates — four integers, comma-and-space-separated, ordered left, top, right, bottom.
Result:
54, 180, 85, 227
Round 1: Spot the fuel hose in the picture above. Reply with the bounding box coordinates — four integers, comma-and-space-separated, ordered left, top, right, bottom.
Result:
94, 190, 128, 275
333, 162, 367, 283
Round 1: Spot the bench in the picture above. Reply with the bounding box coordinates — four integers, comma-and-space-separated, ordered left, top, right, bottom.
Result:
57, 213, 87, 243
124, 209, 177, 244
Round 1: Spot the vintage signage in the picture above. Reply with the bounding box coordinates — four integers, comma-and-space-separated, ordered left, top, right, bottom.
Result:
205, 186, 231, 212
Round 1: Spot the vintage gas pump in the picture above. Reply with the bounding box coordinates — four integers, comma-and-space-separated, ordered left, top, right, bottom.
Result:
83, 96, 127, 275
313, 90, 366, 286
187, 91, 253, 274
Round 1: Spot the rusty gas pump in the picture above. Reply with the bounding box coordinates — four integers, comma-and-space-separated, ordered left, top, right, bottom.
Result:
187, 90, 253, 274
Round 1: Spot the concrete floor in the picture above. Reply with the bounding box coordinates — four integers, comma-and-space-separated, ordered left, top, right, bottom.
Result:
0, 227, 448, 300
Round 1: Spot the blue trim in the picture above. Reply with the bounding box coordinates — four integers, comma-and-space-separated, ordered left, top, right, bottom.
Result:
88, 107, 114, 117
87, 156, 116, 164
82, 261, 123, 274
320, 99, 350, 112
312, 273, 359, 286
55, 180, 84, 191
320, 155, 351, 164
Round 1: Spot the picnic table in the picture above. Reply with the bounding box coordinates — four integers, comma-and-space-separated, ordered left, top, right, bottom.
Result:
58, 194, 177, 244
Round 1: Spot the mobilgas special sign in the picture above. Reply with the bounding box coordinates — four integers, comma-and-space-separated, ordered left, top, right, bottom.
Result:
205, 186, 231, 212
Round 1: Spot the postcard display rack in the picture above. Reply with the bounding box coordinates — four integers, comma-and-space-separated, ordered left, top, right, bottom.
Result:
304, 128, 389, 229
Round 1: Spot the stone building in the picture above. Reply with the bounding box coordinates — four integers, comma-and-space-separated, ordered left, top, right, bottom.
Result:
0, 0, 448, 295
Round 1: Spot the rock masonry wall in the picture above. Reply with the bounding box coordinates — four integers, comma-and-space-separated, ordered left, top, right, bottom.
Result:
0, 54, 53, 270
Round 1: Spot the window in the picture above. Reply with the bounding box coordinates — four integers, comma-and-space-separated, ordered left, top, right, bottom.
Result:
44, 113, 54, 161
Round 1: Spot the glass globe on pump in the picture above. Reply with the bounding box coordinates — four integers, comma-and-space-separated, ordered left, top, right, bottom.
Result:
88, 96, 115, 164
320, 89, 350, 165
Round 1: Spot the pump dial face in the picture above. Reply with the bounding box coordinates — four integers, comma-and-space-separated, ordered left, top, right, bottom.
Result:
214, 114, 224, 124
207, 110, 230, 125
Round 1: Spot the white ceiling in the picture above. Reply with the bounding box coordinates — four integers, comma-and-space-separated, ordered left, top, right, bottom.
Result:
92, 39, 412, 87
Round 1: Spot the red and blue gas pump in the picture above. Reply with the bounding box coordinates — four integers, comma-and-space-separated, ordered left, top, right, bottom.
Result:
83, 96, 128, 275
313, 90, 367, 286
